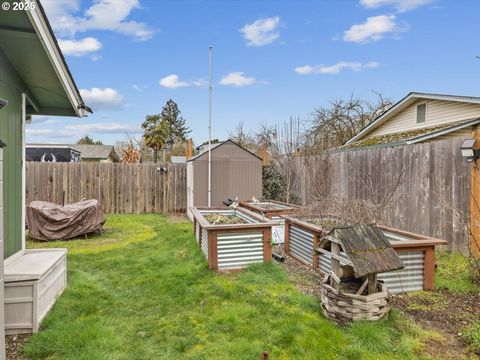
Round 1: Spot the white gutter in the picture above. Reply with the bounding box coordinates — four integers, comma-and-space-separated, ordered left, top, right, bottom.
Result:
406, 118, 480, 144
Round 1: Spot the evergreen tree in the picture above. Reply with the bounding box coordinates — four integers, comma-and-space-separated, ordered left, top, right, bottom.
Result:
77, 135, 103, 145
160, 99, 190, 146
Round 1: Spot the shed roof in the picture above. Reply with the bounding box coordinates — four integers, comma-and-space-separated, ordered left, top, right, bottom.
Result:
72, 145, 120, 161
320, 224, 404, 277
187, 139, 262, 162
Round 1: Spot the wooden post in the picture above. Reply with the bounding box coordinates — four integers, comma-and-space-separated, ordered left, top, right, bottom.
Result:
263, 228, 272, 262
162, 151, 168, 214
208, 230, 218, 270
423, 247, 435, 290
284, 221, 290, 253
470, 127, 480, 257
330, 242, 340, 290
367, 274, 377, 294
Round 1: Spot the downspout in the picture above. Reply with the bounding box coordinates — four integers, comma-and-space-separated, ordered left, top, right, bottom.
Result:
21, 93, 26, 252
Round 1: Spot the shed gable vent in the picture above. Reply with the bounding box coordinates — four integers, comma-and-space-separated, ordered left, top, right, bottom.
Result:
416, 103, 427, 123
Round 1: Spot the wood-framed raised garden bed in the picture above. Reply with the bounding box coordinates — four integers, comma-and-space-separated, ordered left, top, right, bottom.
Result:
239, 200, 302, 244
190, 207, 276, 270
239, 200, 302, 219
283, 216, 448, 294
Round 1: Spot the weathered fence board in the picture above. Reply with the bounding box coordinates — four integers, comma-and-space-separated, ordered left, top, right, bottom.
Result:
290, 139, 470, 253
26, 162, 187, 214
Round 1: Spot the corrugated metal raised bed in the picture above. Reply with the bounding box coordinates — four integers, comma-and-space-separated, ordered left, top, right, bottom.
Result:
239, 200, 301, 244
283, 216, 447, 294
190, 207, 275, 270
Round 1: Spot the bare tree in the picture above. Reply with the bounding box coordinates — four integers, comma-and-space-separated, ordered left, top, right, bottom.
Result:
229, 122, 256, 150
270, 117, 302, 204
307, 92, 393, 151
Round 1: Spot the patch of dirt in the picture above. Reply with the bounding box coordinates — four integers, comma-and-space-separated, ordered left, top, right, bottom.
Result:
6, 334, 29, 360
391, 290, 480, 359
167, 214, 188, 223
273, 245, 324, 297
275, 245, 479, 359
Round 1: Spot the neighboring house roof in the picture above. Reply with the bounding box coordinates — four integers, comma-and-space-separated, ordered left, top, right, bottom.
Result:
337, 118, 480, 151
0, 0, 91, 116
346, 92, 480, 145
72, 145, 120, 161
187, 139, 262, 162
319, 224, 404, 278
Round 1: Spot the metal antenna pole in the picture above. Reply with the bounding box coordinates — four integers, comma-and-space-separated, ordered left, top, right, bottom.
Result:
208, 46, 213, 207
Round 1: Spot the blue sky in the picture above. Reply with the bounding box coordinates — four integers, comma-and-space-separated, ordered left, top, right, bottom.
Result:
27, 0, 480, 146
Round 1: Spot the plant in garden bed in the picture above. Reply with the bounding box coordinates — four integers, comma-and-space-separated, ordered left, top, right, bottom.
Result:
204, 213, 247, 225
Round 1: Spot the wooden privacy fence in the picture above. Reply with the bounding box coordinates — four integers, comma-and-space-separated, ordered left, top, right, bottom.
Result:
289, 138, 471, 253
26, 162, 187, 214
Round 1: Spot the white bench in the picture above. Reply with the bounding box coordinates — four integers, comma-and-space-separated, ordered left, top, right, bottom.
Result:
4, 249, 67, 334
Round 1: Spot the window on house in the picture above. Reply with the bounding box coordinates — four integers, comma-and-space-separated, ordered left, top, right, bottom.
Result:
416, 103, 427, 123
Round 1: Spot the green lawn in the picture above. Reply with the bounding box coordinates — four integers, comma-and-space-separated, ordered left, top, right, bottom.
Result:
24, 214, 434, 360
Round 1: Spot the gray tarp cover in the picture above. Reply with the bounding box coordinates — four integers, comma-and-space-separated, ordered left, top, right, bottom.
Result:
26, 200, 105, 241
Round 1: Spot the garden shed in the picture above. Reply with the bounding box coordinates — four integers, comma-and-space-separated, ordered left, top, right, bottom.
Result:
187, 140, 262, 219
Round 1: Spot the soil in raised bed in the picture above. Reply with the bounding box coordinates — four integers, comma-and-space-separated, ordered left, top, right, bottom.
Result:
204, 214, 247, 225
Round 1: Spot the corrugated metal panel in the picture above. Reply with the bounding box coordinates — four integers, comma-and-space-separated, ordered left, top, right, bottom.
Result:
318, 250, 424, 294
289, 225, 314, 266
236, 211, 257, 224
378, 251, 424, 294
201, 227, 208, 258
217, 232, 263, 269
318, 251, 350, 275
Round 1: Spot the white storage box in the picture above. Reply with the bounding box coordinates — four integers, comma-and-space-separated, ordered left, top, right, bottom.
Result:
4, 249, 67, 334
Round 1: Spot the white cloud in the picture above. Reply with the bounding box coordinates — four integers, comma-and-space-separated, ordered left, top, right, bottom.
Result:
158, 75, 206, 89
343, 15, 407, 43
42, 0, 153, 41
219, 72, 257, 87
26, 128, 73, 139
295, 61, 379, 75
26, 122, 140, 141
80, 88, 124, 110
132, 84, 147, 91
30, 116, 61, 124
66, 122, 140, 134
58, 37, 102, 56
159, 74, 190, 89
240, 16, 280, 47
360, 0, 433, 12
